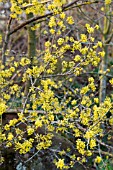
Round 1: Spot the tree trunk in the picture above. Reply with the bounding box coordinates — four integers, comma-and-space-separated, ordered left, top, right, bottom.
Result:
99, 4, 110, 103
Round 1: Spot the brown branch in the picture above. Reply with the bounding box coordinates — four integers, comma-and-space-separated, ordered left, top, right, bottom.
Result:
64, 0, 99, 11
96, 138, 113, 150
93, 150, 113, 158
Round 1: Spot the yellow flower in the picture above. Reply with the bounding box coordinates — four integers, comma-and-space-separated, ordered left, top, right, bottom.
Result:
101, 7, 104, 11
90, 139, 96, 149
11, 84, 19, 92
0, 134, 6, 141
10, 13, 17, 18
45, 41, 51, 47
6, 142, 12, 147
84, 130, 95, 139
80, 86, 89, 95
94, 98, 99, 104
95, 156, 102, 163
4, 94, 10, 100
109, 78, 113, 85
49, 16, 56, 27
9, 118, 18, 126
0, 102, 7, 116
88, 77, 94, 83
80, 34, 87, 42
109, 117, 113, 125
85, 24, 94, 33
50, 29, 55, 34
88, 27, 94, 33
95, 25, 99, 30
57, 20, 64, 28
97, 41, 102, 48
80, 47, 88, 55
20, 58, 31, 66
57, 38, 64, 45
86, 150, 92, 156
14, 61, 19, 67
76, 139, 85, 155
98, 51, 105, 57
48, 115, 54, 121
74, 129, 81, 137
56, 159, 65, 169
90, 37, 95, 42
0, 156, 4, 164
71, 100, 77, 105
4, 124, 10, 130
27, 126, 34, 135
7, 133, 14, 141
66, 16, 74, 25
60, 12, 65, 19
35, 119, 42, 128
74, 55, 81, 62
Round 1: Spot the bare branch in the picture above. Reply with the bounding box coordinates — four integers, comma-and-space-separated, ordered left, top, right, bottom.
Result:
96, 138, 113, 150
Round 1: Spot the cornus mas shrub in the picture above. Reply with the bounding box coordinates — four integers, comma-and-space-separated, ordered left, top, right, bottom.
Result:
0, 0, 113, 169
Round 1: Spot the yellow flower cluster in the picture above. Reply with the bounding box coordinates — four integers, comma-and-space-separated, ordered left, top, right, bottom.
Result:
7, 133, 14, 141
15, 139, 34, 154
10, 0, 46, 18
88, 77, 96, 92
20, 58, 31, 66
57, 38, 65, 45
95, 156, 102, 163
80, 34, 87, 42
66, 16, 74, 25
49, 16, 56, 28
109, 78, 113, 85
80, 86, 89, 95
85, 24, 94, 33
90, 139, 96, 149
27, 126, 34, 135
35, 118, 42, 128
76, 139, 85, 155
0, 101, 7, 116
36, 133, 53, 150
105, 0, 112, 5
1, 2, 113, 169
9, 118, 18, 126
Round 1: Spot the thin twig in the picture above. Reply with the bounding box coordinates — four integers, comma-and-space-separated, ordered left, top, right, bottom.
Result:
96, 138, 113, 150
24, 151, 39, 163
